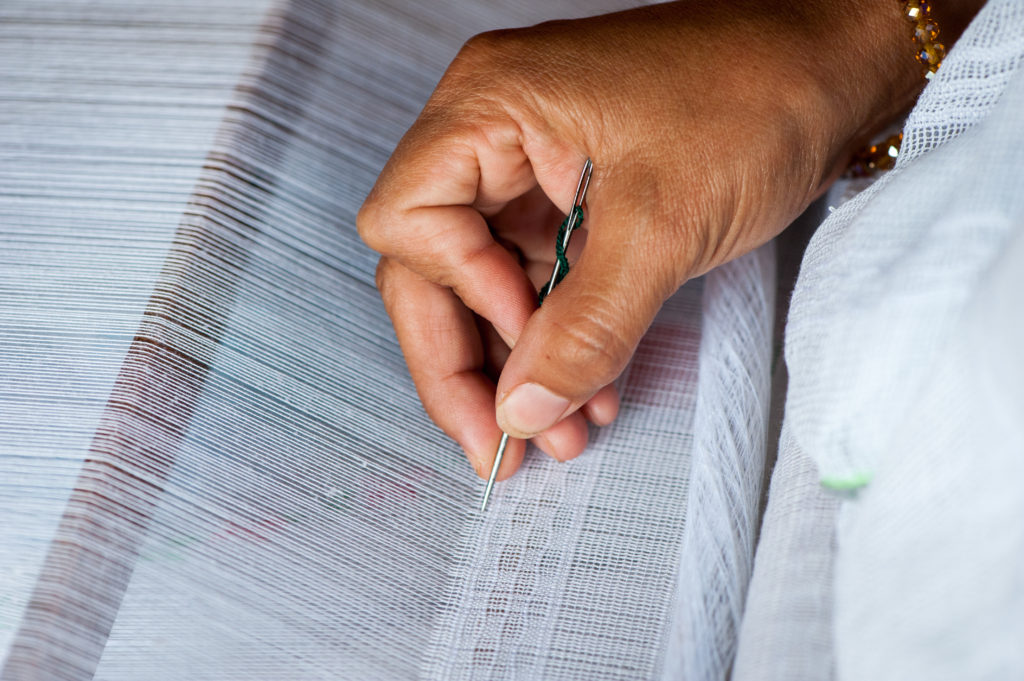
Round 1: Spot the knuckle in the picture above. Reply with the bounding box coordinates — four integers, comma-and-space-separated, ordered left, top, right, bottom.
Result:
457, 29, 513, 67
356, 195, 387, 253
446, 30, 536, 107
440, 31, 518, 112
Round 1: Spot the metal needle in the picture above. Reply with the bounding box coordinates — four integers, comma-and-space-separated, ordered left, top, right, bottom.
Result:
543, 158, 593, 297
479, 159, 593, 512
480, 432, 508, 512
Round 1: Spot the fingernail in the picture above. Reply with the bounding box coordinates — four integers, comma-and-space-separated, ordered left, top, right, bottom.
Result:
464, 446, 486, 478
494, 325, 517, 350
531, 432, 558, 460
498, 382, 570, 437
532, 432, 568, 463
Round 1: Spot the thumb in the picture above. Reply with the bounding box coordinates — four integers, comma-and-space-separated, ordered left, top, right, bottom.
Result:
494, 184, 679, 438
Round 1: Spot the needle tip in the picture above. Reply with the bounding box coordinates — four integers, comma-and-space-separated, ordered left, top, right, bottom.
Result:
479, 432, 509, 513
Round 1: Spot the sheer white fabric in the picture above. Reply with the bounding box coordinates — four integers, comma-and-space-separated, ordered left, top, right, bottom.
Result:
8, 0, 1023, 678
732, 425, 839, 681
663, 246, 775, 681
782, 1, 1024, 678
0, 3, 274, 676
785, 0, 1024, 487
0, 1, 777, 679
835, 212, 1024, 680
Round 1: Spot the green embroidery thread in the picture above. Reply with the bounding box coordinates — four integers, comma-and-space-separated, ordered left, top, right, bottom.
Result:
538, 206, 584, 304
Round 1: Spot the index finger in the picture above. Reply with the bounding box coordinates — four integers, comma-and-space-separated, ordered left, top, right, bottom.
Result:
357, 105, 586, 344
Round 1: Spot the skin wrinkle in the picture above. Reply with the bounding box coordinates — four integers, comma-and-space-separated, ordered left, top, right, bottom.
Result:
455, 33, 553, 133
543, 293, 636, 397
403, 214, 533, 337
451, 240, 509, 290
402, 210, 477, 287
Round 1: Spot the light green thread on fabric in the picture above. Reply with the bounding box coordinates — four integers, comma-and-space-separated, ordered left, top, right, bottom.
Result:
820, 471, 873, 490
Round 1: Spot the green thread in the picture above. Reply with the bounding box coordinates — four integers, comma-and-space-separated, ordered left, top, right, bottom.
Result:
538, 206, 584, 304
820, 471, 873, 491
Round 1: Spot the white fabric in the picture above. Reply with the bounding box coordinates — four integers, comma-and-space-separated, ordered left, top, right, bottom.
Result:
664, 246, 775, 681
732, 425, 839, 681
422, 284, 705, 681
785, 0, 1024, 486
782, 0, 1024, 678
0, 2, 274, 675
836, 205, 1024, 680
731, 199, 840, 681
0, 1, 777, 679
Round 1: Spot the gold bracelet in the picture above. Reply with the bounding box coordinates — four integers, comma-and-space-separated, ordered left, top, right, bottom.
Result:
905, 0, 945, 77
847, 132, 903, 178
847, 1, 945, 178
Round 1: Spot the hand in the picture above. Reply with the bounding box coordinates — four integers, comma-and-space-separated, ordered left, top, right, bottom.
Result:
358, 1, 927, 479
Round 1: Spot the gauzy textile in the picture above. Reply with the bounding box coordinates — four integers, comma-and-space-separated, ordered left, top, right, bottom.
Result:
2, 0, 1023, 679
776, 1, 1024, 679
0, 1, 772, 679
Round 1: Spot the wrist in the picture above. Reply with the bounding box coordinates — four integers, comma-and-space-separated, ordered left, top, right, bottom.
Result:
785, 0, 984, 188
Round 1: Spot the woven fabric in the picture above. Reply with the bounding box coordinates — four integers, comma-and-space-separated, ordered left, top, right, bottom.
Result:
833, 41, 1024, 681
0, 1, 777, 679
0, 3, 275, 676
780, 1, 1024, 678
785, 0, 1024, 486
731, 425, 839, 681
662, 246, 775, 681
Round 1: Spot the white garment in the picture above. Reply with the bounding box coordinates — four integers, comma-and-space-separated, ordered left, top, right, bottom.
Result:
732, 425, 839, 681
782, 0, 1024, 677
785, 0, 1024, 489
